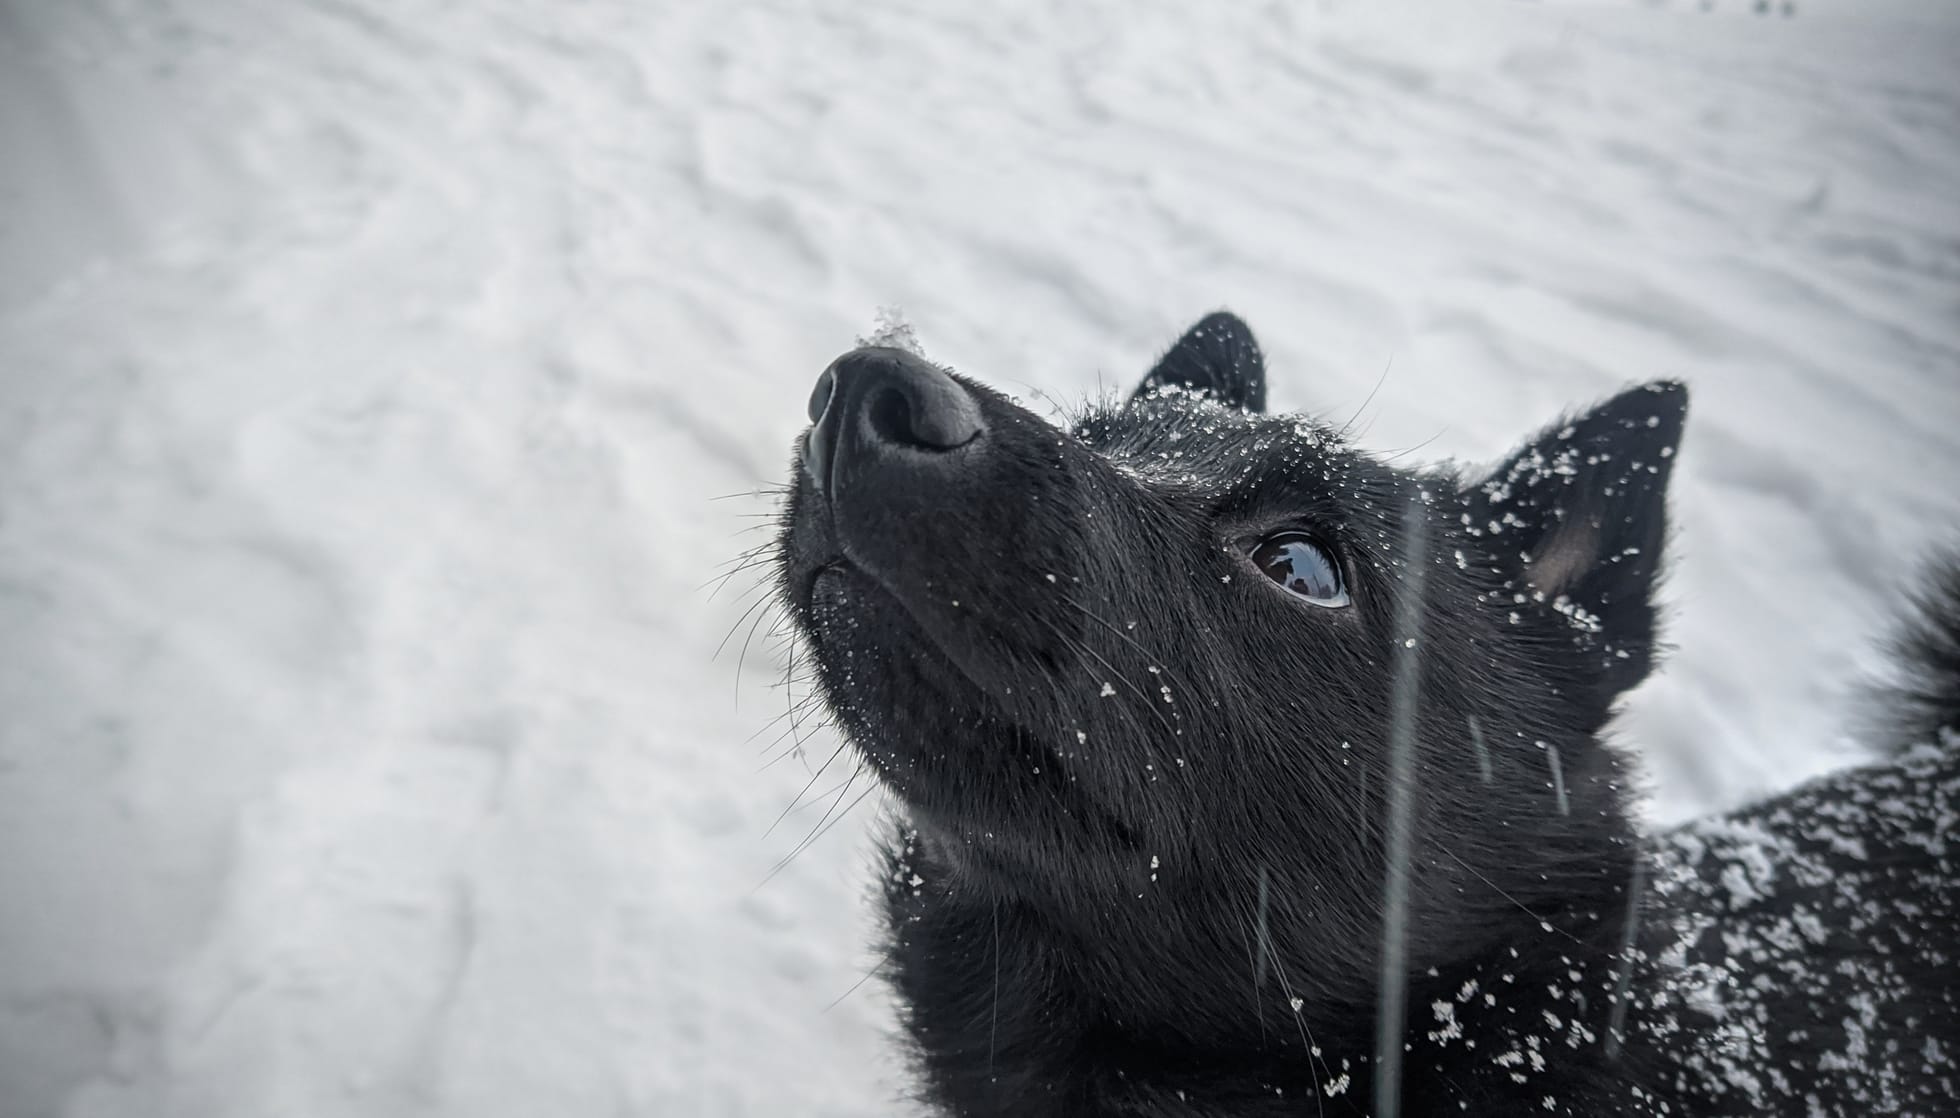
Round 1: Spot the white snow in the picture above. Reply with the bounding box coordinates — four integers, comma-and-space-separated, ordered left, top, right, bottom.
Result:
2, 1, 1957, 1115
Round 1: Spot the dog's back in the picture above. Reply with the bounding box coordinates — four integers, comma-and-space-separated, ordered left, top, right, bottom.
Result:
1634, 563, 1960, 1113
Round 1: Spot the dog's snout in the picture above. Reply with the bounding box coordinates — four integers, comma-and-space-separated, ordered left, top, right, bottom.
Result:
802, 347, 983, 493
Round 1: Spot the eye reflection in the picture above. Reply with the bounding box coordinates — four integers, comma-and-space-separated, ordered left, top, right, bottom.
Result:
1249, 533, 1349, 607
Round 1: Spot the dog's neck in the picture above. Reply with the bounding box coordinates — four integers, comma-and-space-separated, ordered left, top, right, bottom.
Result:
879, 826, 1675, 1117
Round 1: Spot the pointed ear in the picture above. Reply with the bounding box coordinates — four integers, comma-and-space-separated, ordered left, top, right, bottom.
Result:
1131, 311, 1266, 413
1464, 380, 1688, 698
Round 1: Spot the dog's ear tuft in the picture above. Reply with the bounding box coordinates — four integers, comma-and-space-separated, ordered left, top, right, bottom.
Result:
1131, 311, 1266, 413
1464, 380, 1687, 699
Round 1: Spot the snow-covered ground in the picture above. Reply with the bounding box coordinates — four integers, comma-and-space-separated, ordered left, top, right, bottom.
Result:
2, 0, 1956, 1114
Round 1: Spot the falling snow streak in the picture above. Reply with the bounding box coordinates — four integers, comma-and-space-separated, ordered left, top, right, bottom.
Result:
1603, 855, 1646, 1063
1467, 714, 1493, 785
1255, 864, 1272, 994
1374, 489, 1429, 1118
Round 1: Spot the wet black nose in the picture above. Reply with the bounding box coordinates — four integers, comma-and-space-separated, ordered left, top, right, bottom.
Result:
802, 347, 984, 493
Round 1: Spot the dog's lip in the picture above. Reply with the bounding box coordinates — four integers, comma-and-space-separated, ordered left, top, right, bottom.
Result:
805, 558, 990, 699
805, 551, 956, 664
804, 559, 847, 608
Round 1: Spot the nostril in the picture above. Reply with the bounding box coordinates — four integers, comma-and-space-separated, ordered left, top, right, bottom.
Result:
807, 369, 835, 425
863, 376, 983, 452
865, 386, 918, 449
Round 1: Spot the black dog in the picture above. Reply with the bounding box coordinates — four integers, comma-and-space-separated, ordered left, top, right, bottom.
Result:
774, 312, 1957, 1116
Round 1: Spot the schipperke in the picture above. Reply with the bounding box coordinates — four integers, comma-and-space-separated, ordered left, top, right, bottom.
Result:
772, 312, 1958, 1116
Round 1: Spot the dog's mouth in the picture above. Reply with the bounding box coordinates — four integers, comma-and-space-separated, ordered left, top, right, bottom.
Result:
800, 539, 1072, 699
801, 555, 1050, 736
797, 555, 1145, 866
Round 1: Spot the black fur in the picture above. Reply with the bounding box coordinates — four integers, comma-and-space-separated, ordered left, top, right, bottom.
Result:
1879, 557, 1960, 752
773, 313, 1959, 1116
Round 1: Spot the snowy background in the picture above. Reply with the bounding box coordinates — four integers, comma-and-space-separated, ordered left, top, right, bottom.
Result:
2, 0, 1956, 1114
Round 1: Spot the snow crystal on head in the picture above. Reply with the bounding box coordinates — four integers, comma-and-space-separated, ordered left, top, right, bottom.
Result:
857, 306, 928, 357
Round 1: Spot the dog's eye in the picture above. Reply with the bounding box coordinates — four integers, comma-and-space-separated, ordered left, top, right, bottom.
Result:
1248, 533, 1349, 607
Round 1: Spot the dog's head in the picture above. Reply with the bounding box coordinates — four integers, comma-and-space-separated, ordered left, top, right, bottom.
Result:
777, 312, 1685, 1012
